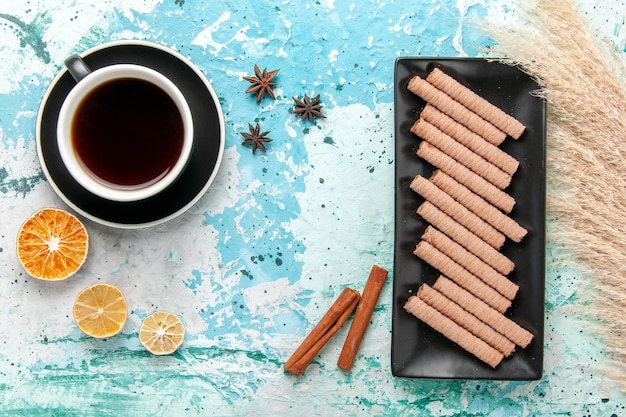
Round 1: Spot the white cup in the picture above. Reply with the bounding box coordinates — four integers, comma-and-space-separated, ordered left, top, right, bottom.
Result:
57, 55, 194, 202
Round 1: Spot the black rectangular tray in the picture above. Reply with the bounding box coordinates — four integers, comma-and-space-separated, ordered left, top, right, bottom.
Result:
392, 57, 546, 380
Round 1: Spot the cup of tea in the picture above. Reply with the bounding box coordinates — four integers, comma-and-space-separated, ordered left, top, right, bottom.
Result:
57, 54, 194, 202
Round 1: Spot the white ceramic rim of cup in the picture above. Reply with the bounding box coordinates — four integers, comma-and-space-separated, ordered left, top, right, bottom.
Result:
57, 63, 194, 202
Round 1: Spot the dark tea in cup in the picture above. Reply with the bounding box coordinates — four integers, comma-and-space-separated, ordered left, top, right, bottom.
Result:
57, 60, 193, 202
72, 78, 184, 189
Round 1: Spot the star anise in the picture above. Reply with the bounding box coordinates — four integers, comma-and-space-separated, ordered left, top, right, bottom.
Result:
241, 122, 272, 154
290, 93, 326, 122
243, 64, 279, 103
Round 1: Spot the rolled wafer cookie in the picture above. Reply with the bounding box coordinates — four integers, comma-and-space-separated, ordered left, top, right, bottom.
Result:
430, 170, 528, 242
411, 119, 512, 189
417, 284, 516, 356
417, 202, 515, 275
407, 75, 507, 145
422, 226, 519, 300
417, 142, 516, 213
410, 175, 505, 249
433, 276, 534, 348
413, 241, 511, 313
404, 295, 504, 368
421, 104, 519, 174
426, 68, 526, 139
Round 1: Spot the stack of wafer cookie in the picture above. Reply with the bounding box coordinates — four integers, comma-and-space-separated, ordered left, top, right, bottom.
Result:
403, 67, 534, 368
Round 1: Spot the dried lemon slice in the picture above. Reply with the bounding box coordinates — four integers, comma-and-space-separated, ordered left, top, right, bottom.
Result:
73, 283, 127, 338
17, 208, 88, 281
139, 311, 185, 355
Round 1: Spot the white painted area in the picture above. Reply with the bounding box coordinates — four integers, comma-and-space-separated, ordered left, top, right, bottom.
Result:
242, 277, 306, 328
287, 102, 395, 293
191, 11, 235, 53
0, 0, 162, 93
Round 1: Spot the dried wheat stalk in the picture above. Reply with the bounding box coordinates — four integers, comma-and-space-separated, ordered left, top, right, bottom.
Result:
483, 0, 626, 388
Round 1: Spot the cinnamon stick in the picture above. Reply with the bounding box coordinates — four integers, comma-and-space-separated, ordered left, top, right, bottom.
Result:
284, 287, 360, 376
337, 265, 388, 371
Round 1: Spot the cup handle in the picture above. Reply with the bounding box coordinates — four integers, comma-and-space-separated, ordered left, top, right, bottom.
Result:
64, 54, 92, 82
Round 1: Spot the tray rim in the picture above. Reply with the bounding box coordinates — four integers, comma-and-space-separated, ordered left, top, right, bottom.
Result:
391, 56, 546, 380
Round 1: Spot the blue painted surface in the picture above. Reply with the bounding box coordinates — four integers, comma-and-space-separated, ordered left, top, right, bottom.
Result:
0, 0, 625, 415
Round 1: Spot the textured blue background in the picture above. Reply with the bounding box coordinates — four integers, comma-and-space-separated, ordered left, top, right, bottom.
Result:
1, 0, 625, 415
